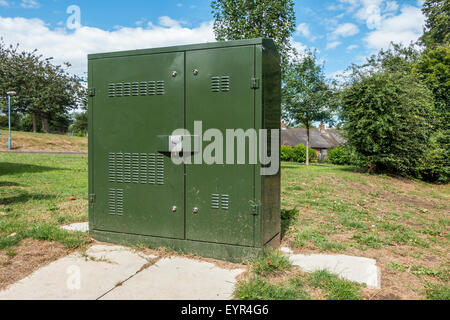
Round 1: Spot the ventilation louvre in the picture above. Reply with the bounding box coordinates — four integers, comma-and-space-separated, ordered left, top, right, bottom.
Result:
221, 76, 230, 92
211, 76, 230, 93
211, 77, 220, 92
107, 80, 165, 97
211, 194, 220, 209
108, 152, 164, 185
109, 188, 124, 216
211, 194, 230, 210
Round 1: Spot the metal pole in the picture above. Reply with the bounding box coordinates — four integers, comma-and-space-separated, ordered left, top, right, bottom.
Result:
8, 95, 11, 150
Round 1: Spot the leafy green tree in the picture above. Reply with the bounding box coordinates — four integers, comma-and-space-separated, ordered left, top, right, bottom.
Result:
282, 51, 333, 165
70, 111, 88, 135
413, 45, 450, 183
348, 43, 420, 79
420, 0, 450, 47
340, 70, 436, 178
413, 45, 450, 124
0, 40, 85, 133
211, 0, 296, 70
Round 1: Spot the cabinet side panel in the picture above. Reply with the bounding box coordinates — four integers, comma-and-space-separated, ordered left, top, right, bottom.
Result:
88, 59, 94, 230
261, 40, 281, 245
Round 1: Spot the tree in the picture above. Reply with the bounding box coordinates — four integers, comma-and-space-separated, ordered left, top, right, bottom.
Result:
413, 45, 450, 124
211, 0, 296, 71
420, 0, 450, 47
282, 51, 333, 165
0, 40, 85, 133
70, 111, 88, 136
340, 70, 436, 178
347, 43, 420, 80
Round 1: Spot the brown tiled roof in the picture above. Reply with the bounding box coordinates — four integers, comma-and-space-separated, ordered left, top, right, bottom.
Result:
281, 128, 344, 150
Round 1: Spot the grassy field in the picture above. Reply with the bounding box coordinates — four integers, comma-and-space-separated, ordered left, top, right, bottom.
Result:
272, 162, 449, 300
0, 153, 90, 288
0, 130, 87, 153
0, 153, 448, 299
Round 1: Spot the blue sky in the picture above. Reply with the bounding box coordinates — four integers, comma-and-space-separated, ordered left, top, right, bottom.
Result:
0, 0, 425, 77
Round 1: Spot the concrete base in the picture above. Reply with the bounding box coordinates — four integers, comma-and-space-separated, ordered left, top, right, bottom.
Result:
0, 245, 150, 300
61, 222, 89, 233
289, 254, 380, 289
0, 245, 244, 300
90, 229, 265, 263
101, 257, 244, 300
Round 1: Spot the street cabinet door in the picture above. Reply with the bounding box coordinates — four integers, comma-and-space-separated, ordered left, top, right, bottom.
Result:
185, 46, 256, 247
90, 52, 185, 239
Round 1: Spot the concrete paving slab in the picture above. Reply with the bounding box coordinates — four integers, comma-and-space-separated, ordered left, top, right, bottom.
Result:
60, 222, 89, 233
280, 247, 293, 254
101, 257, 244, 300
0, 245, 151, 300
289, 254, 380, 289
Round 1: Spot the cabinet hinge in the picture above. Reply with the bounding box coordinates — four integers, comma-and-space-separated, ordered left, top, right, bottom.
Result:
89, 88, 96, 97
89, 194, 96, 207
251, 204, 260, 216
251, 77, 260, 89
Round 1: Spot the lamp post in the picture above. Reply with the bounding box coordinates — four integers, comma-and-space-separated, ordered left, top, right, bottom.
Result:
6, 91, 16, 150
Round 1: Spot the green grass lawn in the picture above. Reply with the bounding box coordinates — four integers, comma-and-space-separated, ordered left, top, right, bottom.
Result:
0, 153, 90, 250
0, 155, 448, 300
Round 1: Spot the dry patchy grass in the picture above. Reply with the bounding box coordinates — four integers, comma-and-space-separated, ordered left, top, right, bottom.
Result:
0, 130, 87, 153
280, 163, 449, 300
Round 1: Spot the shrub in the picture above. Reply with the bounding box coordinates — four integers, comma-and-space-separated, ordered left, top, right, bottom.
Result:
292, 144, 317, 163
328, 146, 356, 165
341, 71, 436, 179
281, 145, 295, 162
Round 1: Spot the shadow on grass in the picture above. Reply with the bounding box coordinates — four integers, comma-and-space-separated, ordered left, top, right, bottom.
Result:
0, 162, 63, 177
281, 208, 297, 241
0, 181, 22, 187
0, 192, 57, 205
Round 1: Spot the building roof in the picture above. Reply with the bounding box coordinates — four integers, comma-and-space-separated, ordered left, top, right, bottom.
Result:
281, 128, 344, 150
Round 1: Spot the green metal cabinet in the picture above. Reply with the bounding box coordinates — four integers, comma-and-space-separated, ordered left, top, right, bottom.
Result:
88, 38, 281, 262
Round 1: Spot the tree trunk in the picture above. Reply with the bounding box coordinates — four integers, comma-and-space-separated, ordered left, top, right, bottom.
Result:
32, 113, 38, 133
41, 116, 50, 133
306, 126, 310, 166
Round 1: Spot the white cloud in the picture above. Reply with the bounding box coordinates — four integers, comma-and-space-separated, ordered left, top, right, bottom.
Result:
0, 16, 215, 76
328, 0, 359, 13
296, 23, 316, 41
347, 44, 359, 51
158, 16, 185, 28
296, 23, 310, 38
329, 23, 359, 40
385, 1, 399, 13
0, 0, 9, 7
20, 0, 40, 9
364, 5, 425, 50
326, 41, 342, 50
355, 0, 384, 29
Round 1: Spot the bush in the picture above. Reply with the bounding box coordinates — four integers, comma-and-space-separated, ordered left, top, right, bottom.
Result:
281, 145, 295, 162
19, 114, 42, 132
341, 71, 437, 179
328, 146, 356, 165
281, 144, 317, 163
292, 144, 317, 163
